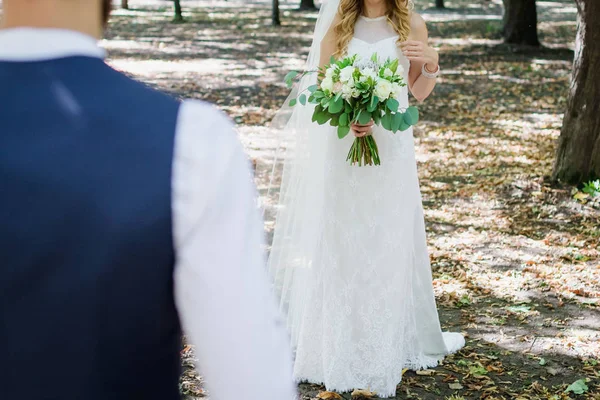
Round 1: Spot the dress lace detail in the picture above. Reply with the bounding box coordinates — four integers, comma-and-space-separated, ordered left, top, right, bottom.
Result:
269, 17, 465, 398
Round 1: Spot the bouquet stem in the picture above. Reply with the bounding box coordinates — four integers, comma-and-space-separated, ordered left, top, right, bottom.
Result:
346, 136, 381, 166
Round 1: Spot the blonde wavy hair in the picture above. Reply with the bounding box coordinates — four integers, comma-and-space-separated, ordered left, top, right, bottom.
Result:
333, 0, 413, 58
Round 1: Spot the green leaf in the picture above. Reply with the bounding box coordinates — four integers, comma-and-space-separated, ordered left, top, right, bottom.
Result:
344, 102, 352, 113
386, 98, 399, 112
358, 111, 372, 125
372, 112, 381, 125
404, 106, 419, 125
299, 94, 307, 105
565, 379, 588, 395
330, 114, 339, 127
392, 112, 403, 131
337, 125, 350, 139
313, 90, 325, 100
389, 59, 399, 74
468, 363, 488, 377
329, 95, 344, 114
339, 113, 349, 127
367, 96, 379, 112
307, 84, 318, 93
316, 112, 331, 125
539, 358, 546, 366
371, 52, 378, 63
398, 119, 410, 132
330, 56, 336, 65
381, 112, 392, 130
321, 97, 330, 109
284, 71, 299, 87
289, 98, 297, 107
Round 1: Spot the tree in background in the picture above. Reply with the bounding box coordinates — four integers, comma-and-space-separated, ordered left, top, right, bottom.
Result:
173, 0, 183, 21
121, 0, 129, 9
502, 0, 540, 46
435, 0, 445, 8
273, 0, 281, 26
299, 0, 317, 11
552, 0, 600, 183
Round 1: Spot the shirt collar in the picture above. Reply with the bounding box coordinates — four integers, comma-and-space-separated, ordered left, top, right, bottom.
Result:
0, 28, 106, 62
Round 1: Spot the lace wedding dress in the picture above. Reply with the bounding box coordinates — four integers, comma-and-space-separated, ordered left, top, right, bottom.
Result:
267, 14, 465, 398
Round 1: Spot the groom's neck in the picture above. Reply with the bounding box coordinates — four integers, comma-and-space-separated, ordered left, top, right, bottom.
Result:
0, 0, 103, 39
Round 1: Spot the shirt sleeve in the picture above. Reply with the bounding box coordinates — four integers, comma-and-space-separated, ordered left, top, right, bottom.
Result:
171, 100, 297, 400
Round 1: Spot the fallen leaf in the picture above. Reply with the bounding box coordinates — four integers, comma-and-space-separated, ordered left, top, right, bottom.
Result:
317, 392, 343, 400
449, 382, 464, 390
351, 389, 377, 398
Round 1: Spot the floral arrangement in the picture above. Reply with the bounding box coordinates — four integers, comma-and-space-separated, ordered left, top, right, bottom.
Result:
286, 53, 419, 166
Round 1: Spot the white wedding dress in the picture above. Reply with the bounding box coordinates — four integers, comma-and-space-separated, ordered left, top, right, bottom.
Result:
267, 14, 465, 398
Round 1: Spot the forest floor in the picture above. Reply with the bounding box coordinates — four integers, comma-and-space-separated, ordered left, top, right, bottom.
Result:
102, 0, 599, 398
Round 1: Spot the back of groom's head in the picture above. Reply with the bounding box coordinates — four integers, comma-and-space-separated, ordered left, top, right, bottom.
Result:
0, 0, 112, 38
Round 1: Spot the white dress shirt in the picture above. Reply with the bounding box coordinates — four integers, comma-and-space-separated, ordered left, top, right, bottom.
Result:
0, 28, 296, 400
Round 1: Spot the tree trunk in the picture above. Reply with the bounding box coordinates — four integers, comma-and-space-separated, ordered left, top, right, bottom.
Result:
299, 0, 317, 10
552, 0, 600, 184
435, 0, 445, 8
502, 0, 540, 46
272, 0, 281, 26
121, 0, 129, 9
173, 0, 183, 21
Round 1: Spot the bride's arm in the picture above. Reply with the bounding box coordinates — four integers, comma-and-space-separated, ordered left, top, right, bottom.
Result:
401, 13, 439, 102
319, 14, 341, 68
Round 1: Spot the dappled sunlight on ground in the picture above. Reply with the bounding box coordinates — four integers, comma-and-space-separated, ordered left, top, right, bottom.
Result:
102, 0, 598, 398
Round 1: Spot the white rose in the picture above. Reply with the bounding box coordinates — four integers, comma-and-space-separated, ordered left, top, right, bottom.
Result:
362, 67, 377, 80
325, 65, 338, 79
392, 82, 404, 98
351, 88, 361, 98
321, 77, 334, 92
339, 66, 356, 83
384, 68, 393, 78
341, 82, 354, 100
374, 78, 393, 99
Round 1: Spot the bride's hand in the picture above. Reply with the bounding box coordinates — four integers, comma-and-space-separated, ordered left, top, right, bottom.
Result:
399, 40, 439, 69
351, 121, 374, 138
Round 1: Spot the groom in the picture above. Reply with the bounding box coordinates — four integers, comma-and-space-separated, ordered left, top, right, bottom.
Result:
0, 1, 296, 399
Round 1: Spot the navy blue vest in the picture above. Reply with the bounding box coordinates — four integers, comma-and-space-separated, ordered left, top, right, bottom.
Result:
0, 56, 182, 399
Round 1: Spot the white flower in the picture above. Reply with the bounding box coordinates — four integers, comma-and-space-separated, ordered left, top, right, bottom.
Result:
396, 64, 405, 77
325, 65, 338, 79
392, 82, 404, 98
384, 68, 393, 78
333, 81, 343, 93
362, 67, 377, 80
374, 78, 393, 99
321, 77, 334, 92
339, 66, 356, 83
351, 88, 361, 98
341, 82, 354, 100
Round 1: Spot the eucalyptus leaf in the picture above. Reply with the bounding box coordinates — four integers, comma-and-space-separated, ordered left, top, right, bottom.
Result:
339, 113, 349, 127
329, 96, 344, 114
299, 94, 307, 105
381, 113, 392, 130
284, 71, 299, 88
289, 98, 297, 107
307, 84, 318, 93
359, 111, 372, 125
338, 125, 351, 139
404, 106, 419, 125
368, 96, 379, 112
392, 112, 403, 132
386, 98, 399, 112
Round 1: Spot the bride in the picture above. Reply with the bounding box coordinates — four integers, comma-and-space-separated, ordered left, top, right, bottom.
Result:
266, 0, 465, 396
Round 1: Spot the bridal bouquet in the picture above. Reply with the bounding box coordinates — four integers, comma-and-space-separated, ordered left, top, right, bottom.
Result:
285, 53, 419, 166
